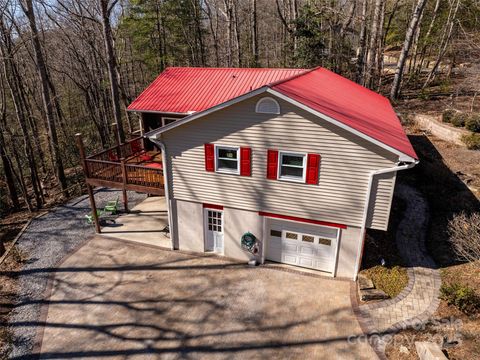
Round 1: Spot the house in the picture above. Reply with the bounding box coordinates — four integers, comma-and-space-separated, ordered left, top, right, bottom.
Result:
127, 67, 418, 280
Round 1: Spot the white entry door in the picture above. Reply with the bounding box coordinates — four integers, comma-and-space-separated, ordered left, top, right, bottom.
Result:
266, 219, 339, 273
204, 209, 224, 254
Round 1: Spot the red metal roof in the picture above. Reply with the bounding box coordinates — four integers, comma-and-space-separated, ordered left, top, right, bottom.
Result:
271, 68, 417, 159
129, 66, 417, 160
127, 67, 307, 114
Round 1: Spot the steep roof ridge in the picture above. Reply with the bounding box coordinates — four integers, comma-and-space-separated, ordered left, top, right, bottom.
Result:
267, 66, 319, 87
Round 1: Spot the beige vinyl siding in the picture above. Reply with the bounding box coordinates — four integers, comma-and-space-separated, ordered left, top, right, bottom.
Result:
162, 94, 399, 229
366, 172, 397, 230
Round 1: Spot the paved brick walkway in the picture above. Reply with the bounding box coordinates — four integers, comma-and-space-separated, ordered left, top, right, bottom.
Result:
356, 184, 441, 354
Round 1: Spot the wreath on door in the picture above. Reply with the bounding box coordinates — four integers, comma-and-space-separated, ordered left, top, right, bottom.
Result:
241, 232, 260, 254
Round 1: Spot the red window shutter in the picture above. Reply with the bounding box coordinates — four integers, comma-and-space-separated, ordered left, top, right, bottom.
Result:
306, 153, 321, 185
266, 150, 279, 180
204, 143, 215, 172
240, 147, 252, 176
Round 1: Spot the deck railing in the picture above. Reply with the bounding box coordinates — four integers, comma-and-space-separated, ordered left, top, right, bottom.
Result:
85, 159, 122, 183
79, 135, 165, 195
76, 131, 165, 233
87, 136, 144, 162
125, 163, 164, 188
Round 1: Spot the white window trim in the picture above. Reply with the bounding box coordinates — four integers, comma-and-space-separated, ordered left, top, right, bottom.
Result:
203, 209, 224, 254
278, 151, 307, 183
255, 97, 280, 114
204, 209, 224, 235
161, 116, 177, 127
214, 145, 240, 175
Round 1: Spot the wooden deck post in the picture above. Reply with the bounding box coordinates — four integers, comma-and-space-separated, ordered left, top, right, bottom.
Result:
76, 133, 101, 234
120, 158, 129, 212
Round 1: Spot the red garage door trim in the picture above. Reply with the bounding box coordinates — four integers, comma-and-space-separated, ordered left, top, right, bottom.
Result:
259, 211, 347, 229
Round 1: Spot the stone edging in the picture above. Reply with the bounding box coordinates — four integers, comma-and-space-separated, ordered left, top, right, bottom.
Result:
351, 184, 442, 358
412, 113, 470, 146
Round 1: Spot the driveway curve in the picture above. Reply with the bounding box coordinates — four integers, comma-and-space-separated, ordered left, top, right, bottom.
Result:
17, 236, 377, 359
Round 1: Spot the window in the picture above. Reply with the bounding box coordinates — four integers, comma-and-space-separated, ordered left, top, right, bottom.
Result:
207, 210, 222, 232
318, 238, 332, 246
270, 229, 282, 237
278, 152, 306, 182
215, 145, 240, 174
285, 232, 298, 240
161, 117, 177, 127
302, 235, 315, 243
255, 97, 280, 114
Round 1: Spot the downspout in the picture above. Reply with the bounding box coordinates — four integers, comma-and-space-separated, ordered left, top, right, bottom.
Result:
150, 137, 175, 251
352, 160, 418, 281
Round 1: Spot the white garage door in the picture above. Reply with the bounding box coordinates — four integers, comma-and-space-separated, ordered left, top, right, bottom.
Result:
266, 219, 339, 273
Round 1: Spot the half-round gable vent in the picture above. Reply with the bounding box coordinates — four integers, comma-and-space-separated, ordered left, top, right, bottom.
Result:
255, 97, 280, 114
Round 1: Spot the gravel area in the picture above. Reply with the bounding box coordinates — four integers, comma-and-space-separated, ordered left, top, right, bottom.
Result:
4, 188, 147, 358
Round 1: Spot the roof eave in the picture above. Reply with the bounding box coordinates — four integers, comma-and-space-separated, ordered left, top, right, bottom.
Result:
148, 86, 269, 139
126, 109, 190, 116
266, 88, 418, 162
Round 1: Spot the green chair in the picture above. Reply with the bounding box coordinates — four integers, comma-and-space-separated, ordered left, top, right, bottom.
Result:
85, 197, 119, 225
85, 210, 103, 225
104, 197, 119, 214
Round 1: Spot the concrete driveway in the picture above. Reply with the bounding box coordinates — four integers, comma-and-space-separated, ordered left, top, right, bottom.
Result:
35, 237, 376, 359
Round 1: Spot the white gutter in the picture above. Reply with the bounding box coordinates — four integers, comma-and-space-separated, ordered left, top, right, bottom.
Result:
352, 160, 418, 281
150, 137, 175, 251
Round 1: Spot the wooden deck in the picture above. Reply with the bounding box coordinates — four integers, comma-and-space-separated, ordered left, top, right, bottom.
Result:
81, 137, 165, 196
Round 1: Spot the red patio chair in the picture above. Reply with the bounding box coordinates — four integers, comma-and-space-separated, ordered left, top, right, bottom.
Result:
130, 139, 153, 162
144, 162, 163, 170
108, 150, 119, 162
130, 139, 143, 154
139, 153, 153, 162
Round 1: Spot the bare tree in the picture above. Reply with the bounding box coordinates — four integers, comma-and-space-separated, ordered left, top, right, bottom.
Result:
422, 0, 461, 88
251, 0, 259, 66
356, 0, 368, 83
21, 0, 68, 196
448, 212, 480, 266
390, 0, 428, 99
99, 0, 125, 143
0, 72, 18, 209
364, 0, 384, 88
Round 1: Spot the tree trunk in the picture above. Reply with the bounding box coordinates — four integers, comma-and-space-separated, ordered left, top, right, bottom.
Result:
356, 0, 368, 83
0, 18, 42, 209
375, 0, 386, 90
390, 0, 428, 99
99, 0, 125, 143
422, 0, 460, 88
233, 1, 242, 67
205, 0, 220, 66
21, 0, 68, 196
365, 0, 384, 88
192, 0, 206, 66
0, 114, 19, 209
252, 0, 259, 67
416, 0, 441, 75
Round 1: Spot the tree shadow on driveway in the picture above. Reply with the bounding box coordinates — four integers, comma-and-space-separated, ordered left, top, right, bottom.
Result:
4, 236, 377, 359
